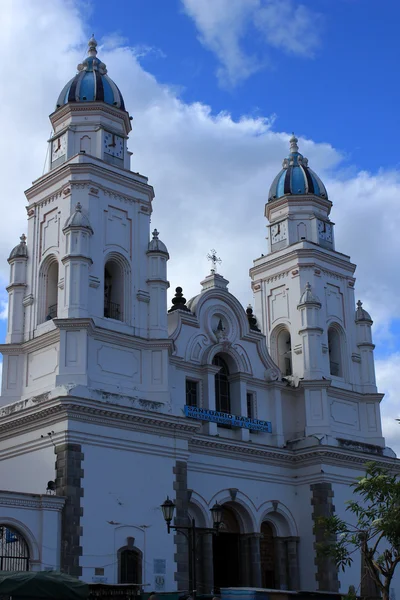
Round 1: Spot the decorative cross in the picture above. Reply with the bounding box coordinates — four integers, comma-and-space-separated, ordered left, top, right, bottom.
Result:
207, 249, 222, 274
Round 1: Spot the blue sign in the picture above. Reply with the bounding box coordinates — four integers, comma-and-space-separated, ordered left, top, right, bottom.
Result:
184, 405, 272, 433
5, 529, 17, 543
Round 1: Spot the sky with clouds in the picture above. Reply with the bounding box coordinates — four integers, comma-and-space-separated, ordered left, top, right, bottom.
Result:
1, 0, 400, 451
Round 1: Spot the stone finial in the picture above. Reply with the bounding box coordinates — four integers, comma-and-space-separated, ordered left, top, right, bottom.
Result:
168, 287, 191, 313
88, 34, 98, 57
148, 229, 169, 256
75, 202, 82, 212
355, 299, 372, 323
8, 233, 28, 261
298, 282, 321, 307
246, 305, 261, 332
290, 133, 299, 153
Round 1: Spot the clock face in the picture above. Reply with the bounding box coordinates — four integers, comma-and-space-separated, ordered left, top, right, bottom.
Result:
271, 221, 287, 244
318, 220, 333, 242
51, 133, 67, 162
104, 131, 124, 158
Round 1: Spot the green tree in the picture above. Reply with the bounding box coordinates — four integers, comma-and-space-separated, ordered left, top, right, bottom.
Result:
318, 462, 400, 600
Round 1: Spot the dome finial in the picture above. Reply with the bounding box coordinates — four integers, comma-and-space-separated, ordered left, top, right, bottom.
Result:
290, 133, 299, 153
88, 34, 98, 57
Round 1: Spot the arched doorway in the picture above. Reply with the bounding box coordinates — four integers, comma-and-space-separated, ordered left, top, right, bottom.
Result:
213, 506, 241, 590
260, 521, 276, 588
118, 542, 142, 584
0, 525, 30, 571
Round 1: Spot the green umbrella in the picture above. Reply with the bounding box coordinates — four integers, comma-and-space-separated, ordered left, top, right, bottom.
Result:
0, 570, 89, 599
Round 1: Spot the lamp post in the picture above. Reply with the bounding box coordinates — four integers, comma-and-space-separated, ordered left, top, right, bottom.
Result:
161, 496, 223, 600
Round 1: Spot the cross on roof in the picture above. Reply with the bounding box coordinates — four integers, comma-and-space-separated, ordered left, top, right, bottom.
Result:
207, 249, 222, 274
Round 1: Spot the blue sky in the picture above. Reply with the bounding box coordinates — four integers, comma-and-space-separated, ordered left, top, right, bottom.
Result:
0, 0, 400, 450
90, 0, 400, 173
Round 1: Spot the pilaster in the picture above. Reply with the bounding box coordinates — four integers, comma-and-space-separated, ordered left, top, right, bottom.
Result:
55, 443, 84, 577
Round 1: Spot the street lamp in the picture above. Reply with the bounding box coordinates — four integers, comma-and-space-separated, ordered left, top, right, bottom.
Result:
160, 496, 176, 533
161, 496, 223, 600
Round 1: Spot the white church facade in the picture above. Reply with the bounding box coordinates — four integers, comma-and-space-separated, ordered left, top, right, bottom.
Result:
0, 37, 397, 596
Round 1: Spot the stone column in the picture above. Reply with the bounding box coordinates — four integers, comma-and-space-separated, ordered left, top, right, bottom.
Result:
202, 366, 220, 435
311, 482, 339, 592
173, 461, 190, 592
55, 443, 84, 577
249, 533, 262, 587
198, 531, 214, 594
284, 537, 300, 590
274, 537, 288, 590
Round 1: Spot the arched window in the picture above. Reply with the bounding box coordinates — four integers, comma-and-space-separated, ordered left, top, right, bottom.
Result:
213, 355, 231, 414
297, 222, 307, 241
104, 259, 124, 321
277, 329, 292, 376
118, 544, 142, 584
38, 257, 59, 324
0, 525, 30, 571
328, 326, 342, 377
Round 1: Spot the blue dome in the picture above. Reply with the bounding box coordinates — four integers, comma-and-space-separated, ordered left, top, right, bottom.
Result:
268, 135, 328, 202
56, 37, 125, 111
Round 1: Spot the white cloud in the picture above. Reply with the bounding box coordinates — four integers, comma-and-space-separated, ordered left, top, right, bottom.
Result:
376, 354, 400, 456
0, 302, 8, 321
181, 0, 322, 86
255, 1, 322, 57
0, 0, 399, 449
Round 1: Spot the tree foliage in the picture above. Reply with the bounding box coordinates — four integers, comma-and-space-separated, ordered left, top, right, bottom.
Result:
318, 462, 400, 600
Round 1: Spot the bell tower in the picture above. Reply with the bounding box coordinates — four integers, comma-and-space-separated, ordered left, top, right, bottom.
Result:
250, 136, 384, 445
1, 37, 170, 405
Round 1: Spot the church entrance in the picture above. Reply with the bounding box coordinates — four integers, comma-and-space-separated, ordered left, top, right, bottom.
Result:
213, 507, 241, 591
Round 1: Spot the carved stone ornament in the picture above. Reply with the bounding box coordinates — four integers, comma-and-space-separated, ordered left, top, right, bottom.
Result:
229, 488, 239, 501
264, 368, 279, 382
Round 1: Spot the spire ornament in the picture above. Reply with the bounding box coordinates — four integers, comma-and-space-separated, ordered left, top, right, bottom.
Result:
168, 287, 191, 313
207, 249, 222, 274
246, 305, 261, 332
88, 35, 98, 57
289, 133, 299, 153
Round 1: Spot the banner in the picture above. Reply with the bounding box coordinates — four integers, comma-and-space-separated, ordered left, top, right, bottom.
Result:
184, 405, 272, 433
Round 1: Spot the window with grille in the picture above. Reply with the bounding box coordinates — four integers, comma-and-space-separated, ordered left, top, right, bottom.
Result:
186, 380, 199, 407
213, 355, 231, 414
0, 525, 29, 572
118, 547, 142, 584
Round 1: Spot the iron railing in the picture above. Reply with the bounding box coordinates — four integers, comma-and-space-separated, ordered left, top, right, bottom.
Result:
46, 304, 57, 320
104, 301, 122, 321
330, 361, 340, 376
0, 525, 29, 572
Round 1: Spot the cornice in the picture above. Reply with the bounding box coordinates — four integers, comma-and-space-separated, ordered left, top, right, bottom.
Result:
0, 328, 60, 355
265, 195, 333, 220
189, 435, 400, 470
49, 101, 132, 134
25, 161, 153, 206
251, 246, 355, 280
327, 387, 384, 403
300, 379, 332, 390
0, 394, 396, 472
0, 492, 65, 511
0, 397, 201, 441
0, 319, 173, 355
